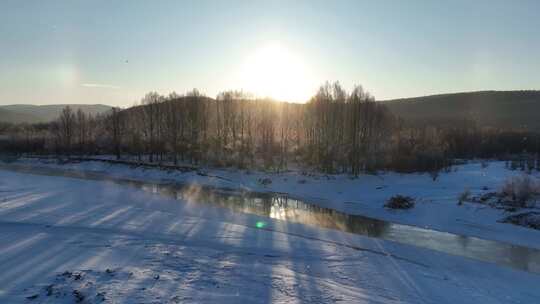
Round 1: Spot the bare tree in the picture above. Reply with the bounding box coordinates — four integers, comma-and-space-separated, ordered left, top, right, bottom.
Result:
57, 106, 75, 155
107, 107, 124, 160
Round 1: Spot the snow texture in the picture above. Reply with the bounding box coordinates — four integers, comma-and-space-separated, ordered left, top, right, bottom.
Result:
1, 165, 540, 303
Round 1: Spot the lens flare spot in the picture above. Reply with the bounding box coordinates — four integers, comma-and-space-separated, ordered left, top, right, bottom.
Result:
255, 221, 267, 229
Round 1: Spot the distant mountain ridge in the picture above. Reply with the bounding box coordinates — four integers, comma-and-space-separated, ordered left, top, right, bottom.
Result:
382, 90, 540, 131
3, 91, 540, 130
0, 104, 112, 123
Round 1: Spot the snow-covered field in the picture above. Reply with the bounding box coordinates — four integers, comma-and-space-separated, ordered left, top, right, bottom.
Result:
6, 158, 540, 249
1, 168, 540, 303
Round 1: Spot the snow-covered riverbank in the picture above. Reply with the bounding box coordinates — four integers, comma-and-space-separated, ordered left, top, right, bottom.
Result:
5, 157, 540, 250
1, 168, 539, 303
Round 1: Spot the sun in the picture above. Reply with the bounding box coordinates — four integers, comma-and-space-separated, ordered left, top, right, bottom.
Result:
239, 42, 315, 102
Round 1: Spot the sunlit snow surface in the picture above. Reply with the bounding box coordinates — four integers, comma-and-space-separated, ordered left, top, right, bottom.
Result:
8, 158, 540, 248
0, 161, 539, 303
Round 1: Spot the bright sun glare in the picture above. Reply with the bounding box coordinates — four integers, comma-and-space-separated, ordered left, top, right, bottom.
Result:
239, 42, 315, 102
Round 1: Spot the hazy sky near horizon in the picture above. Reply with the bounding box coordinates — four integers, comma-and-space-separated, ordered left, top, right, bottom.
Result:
1, 0, 539, 106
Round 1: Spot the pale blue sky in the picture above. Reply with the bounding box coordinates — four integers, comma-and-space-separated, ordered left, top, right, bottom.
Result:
1, 0, 539, 106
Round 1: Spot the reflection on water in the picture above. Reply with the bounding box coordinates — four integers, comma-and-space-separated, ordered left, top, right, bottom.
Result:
141, 182, 540, 274
2, 163, 540, 274
145, 183, 391, 237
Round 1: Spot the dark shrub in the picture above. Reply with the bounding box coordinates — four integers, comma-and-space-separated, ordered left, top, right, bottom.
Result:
500, 175, 539, 207
500, 212, 540, 230
458, 188, 471, 205
385, 195, 415, 209
258, 177, 272, 186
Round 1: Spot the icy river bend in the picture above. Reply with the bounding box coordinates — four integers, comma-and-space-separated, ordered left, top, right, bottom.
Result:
1, 163, 539, 274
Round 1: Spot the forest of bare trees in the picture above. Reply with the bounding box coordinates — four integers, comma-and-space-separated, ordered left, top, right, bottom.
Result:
2, 82, 539, 175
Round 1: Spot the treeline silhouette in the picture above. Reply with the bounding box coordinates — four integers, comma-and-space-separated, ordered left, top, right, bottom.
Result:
1, 82, 539, 174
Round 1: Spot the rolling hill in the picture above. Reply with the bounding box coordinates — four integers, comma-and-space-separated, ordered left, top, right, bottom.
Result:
3, 91, 540, 130
382, 90, 540, 130
0, 104, 112, 124
0, 108, 40, 124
